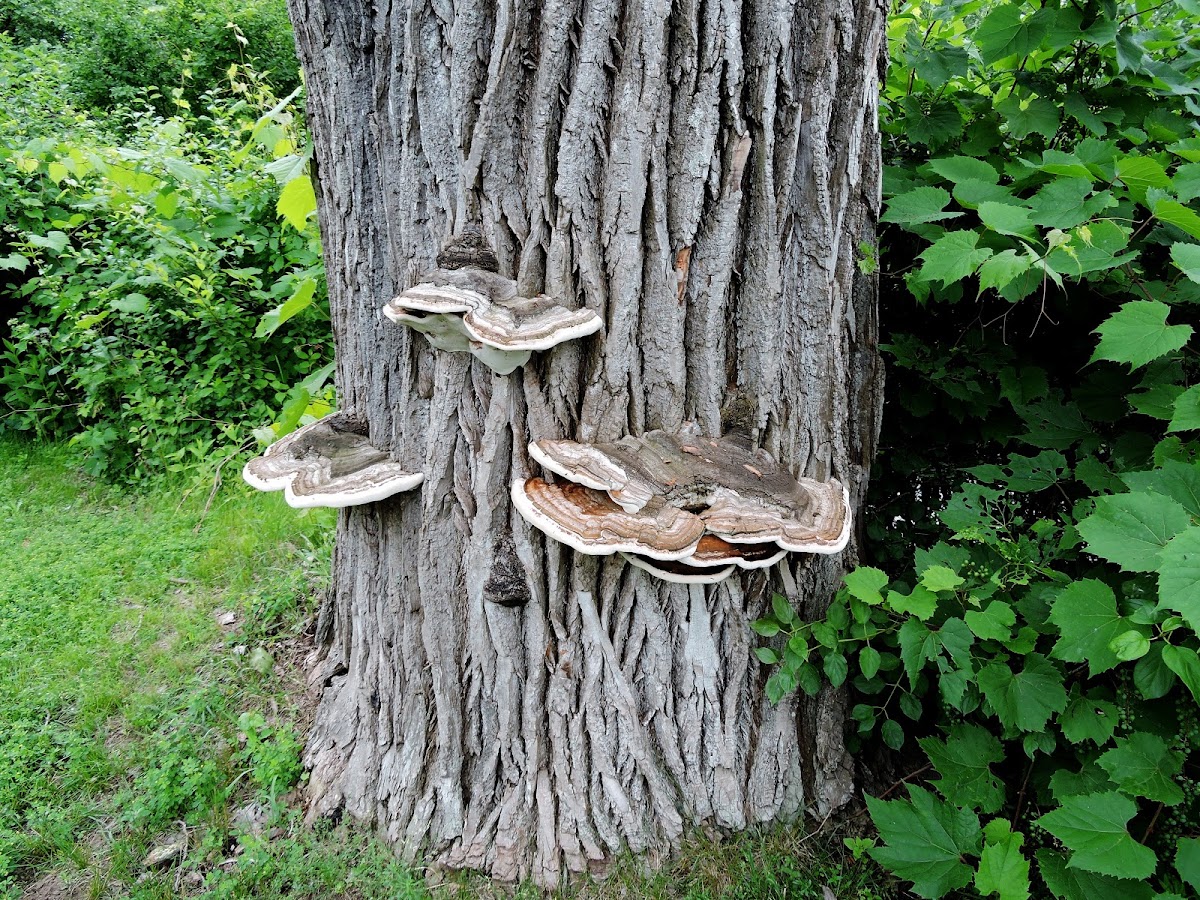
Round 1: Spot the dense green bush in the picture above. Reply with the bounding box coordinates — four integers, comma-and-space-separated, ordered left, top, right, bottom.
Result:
0, 0, 298, 115
0, 46, 329, 480
757, 0, 1200, 896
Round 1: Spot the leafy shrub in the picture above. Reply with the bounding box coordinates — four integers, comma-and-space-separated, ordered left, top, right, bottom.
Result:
758, 0, 1200, 895
0, 52, 330, 481
1, 0, 298, 115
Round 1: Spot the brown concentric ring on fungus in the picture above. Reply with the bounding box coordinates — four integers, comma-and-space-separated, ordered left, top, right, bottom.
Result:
682, 534, 790, 570
509, 477, 704, 561
620, 552, 736, 584
242, 414, 423, 509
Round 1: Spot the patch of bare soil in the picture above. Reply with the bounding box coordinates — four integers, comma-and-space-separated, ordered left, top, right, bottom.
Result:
19, 873, 89, 900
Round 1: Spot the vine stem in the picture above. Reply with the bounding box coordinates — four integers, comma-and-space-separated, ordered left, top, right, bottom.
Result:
1142, 803, 1164, 843
1010, 757, 1036, 829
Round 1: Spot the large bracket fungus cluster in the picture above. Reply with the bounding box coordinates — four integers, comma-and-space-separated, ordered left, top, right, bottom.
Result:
382, 233, 603, 375
511, 424, 851, 584
242, 413, 423, 508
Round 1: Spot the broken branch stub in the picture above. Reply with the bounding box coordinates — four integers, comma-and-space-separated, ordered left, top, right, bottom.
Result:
513, 425, 851, 583
243, 413, 423, 509
383, 267, 602, 374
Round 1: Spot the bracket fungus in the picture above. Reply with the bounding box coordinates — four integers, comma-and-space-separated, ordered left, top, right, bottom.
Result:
512, 425, 850, 584
243, 413, 423, 509
382, 236, 602, 375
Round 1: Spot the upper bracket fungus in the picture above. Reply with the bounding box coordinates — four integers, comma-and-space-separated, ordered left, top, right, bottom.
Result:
243, 413, 423, 509
382, 234, 602, 375
512, 424, 850, 584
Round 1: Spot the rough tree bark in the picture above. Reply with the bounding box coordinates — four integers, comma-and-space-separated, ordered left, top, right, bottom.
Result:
288, 0, 885, 887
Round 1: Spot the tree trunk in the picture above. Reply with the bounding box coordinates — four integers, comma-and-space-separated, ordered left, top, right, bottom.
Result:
288, 0, 885, 886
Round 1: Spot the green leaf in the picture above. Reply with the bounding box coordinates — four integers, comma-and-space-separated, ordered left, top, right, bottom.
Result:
1158, 526, 1200, 630
998, 95, 1060, 141
1091, 301, 1193, 369
1032, 149, 1095, 180
1130, 384, 1184, 421
975, 819, 1031, 900
978, 201, 1036, 237
965, 601, 1016, 642
1098, 733, 1184, 805
1059, 691, 1118, 745
1168, 385, 1200, 432
977, 3, 1048, 63
1030, 178, 1115, 229
920, 724, 1006, 815
1170, 242, 1200, 283
1037, 849, 1155, 900
256, 277, 319, 338
921, 566, 965, 593
277, 174, 318, 232
1161, 644, 1200, 703
979, 249, 1034, 292
859, 645, 881, 679
843, 566, 889, 604
1048, 221, 1135, 277
1116, 156, 1172, 199
1177, 837, 1200, 891
1134, 644, 1176, 700
1109, 629, 1151, 662
771, 593, 796, 625
928, 156, 1001, 185
918, 231, 994, 286
887, 585, 938, 620
880, 718, 905, 750
754, 647, 779, 664
867, 785, 981, 898
1036, 792, 1157, 879
110, 293, 149, 314
823, 651, 848, 687
977, 654, 1067, 733
1153, 199, 1200, 240
1049, 579, 1144, 675
882, 187, 962, 225
26, 230, 69, 253
1076, 492, 1191, 573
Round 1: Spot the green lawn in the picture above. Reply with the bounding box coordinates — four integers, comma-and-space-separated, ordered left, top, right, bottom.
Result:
0, 438, 889, 899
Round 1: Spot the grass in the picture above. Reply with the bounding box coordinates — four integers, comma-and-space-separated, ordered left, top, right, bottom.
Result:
0, 436, 893, 899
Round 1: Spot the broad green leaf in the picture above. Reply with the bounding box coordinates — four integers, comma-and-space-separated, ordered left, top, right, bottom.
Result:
0, 252, 28, 272
1037, 849, 1155, 900
965, 601, 1015, 641
1059, 691, 1118, 745
1170, 242, 1200, 283
1161, 644, 1200, 703
867, 785, 981, 898
1047, 221, 1135, 277
1177, 837, 1200, 891
1109, 629, 1151, 661
1091, 301, 1193, 368
921, 565, 964, 593
998, 95, 1060, 141
1098, 733, 1184, 805
978, 201, 1035, 237
823, 651, 848, 687
277, 174, 318, 232
859, 645, 881, 679
975, 819, 1031, 900
110, 293, 149, 314
954, 178, 1014, 207
256, 277, 319, 338
1168, 385, 1200, 432
919, 723, 1006, 815
1032, 150, 1094, 180
906, 98, 964, 148
26, 230, 69, 253
927, 156, 1000, 185
1154, 199, 1200, 240
1030, 178, 1116, 229
47, 161, 69, 184
1130, 384, 1185, 421
1134, 644, 1177, 700
976, 3, 1047, 63
1174, 163, 1200, 202
1076, 492, 1191, 572
918, 231, 993, 286
977, 653, 1067, 733
887, 585, 938, 620
979, 249, 1034, 292
1036, 792, 1157, 879
1116, 156, 1172, 200
843, 566, 889, 604
1049, 579, 1143, 675
1158, 526, 1200, 630
882, 186, 961, 225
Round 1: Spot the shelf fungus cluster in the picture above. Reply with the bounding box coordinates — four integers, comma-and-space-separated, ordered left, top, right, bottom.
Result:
511, 426, 852, 584
242, 413, 423, 509
382, 268, 603, 375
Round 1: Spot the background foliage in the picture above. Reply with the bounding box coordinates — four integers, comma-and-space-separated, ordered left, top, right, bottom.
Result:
755, 0, 1200, 895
